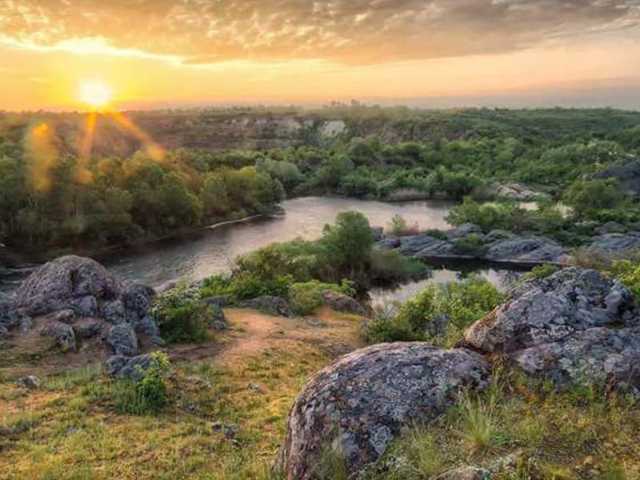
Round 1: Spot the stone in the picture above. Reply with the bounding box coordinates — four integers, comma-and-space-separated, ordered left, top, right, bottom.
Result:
101, 300, 126, 324
484, 236, 566, 264
73, 318, 103, 339
105, 323, 138, 357
202, 295, 231, 309
447, 224, 483, 241
15, 256, 123, 316
595, 222, 627, 235
435, 466, 491, 480
370, 227, 385, 242
464, 267, 640, 394
589, 232, 640, 254
276, 343, 491, 479
41, 320, 77, 352
321, 291, 367, 316
17, 375, 41, 390
208, 305, 228, 331
122, 283, 156, 322
70, 295, 98, 317
492, 182, 550, 202
49, 309, 76, 324
0, 325, 8, 339
240, 296, 292, 317
105, 354, 153, 381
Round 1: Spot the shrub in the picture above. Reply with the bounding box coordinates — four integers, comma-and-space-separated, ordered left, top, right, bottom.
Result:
153, 285, 210, 343
612, 259, 640, 299
387, 214, 419, 236
524, 263, 560, 281
113, 352, 171, 415
452, 234, 487, 256
365, 277, 504, 346
289, 280, 355, 315
368, 248, 428, 284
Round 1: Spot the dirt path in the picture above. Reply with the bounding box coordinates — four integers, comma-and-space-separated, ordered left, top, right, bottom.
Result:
215, 307, 365, 365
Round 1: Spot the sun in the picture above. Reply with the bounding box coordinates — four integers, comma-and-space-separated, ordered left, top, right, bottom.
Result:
78, 80, 113, 109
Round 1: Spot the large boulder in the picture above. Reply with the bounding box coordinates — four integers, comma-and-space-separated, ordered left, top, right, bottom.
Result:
40, 320, 77, 352
464, 268, 640, 394
589, 232, 640, 254
14, 256, 123, 316
484, 236, 566, 264
240, 296, 292, 317
105, 323, 139, 357
276, 343, 491, 479
321, 291, 367, 316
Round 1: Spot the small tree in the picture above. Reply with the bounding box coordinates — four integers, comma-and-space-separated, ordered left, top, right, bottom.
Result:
321, 211, 374, 279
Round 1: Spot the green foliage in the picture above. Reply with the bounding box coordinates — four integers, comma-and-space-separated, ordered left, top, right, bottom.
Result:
386, 214, 418, 236
612, 259, 640, 299
368, 248, 428, 284
113, 352, 171, 415
365, 277, 504, 345
452, 233, 487, 256
563, 179, 627, 218
524, 264, 560, 281
320, 211, 374, 278
152, 285, 210, 343
288, 280, 355, 315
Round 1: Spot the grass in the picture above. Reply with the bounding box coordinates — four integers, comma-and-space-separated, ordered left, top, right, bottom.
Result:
1, 317, 639, 479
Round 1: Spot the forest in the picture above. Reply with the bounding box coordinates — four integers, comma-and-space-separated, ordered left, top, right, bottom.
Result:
1, 106, 639, 254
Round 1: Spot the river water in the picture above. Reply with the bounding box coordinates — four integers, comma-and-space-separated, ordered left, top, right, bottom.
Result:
1, 197, 520, 303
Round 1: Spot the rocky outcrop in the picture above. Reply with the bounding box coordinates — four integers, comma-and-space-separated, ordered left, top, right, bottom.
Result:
593, 158, 640, 198
464, 268, 640, 395
3, 255, 159, 360
276, 343, 491, 479
490, 182, 550, 202
588, 231, 640, 254
321, 291, 367, 316
105, 354, 155, 381
384, 226, 567, 266
239, 296, 292, 317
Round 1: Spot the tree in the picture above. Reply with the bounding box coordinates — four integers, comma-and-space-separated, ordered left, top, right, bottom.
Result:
563, 179, 626, 217
321, 211, 374, 278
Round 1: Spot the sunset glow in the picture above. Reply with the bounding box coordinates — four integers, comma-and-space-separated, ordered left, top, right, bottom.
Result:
78, 80, 113, 109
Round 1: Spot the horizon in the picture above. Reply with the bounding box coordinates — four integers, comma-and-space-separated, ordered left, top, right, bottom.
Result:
1, 1, 640, 111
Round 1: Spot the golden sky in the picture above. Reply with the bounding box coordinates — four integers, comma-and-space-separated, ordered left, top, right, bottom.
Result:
1, 0, 639, 110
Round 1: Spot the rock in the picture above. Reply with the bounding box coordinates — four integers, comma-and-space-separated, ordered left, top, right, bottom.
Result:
49, 309, 76, 324
435, 466, 491, 480
398, 235, 445, 256
101, 300, 126, 324
70, 295, 98, 317
240, 296, 292, 317
17, 375, 41, 390
122, 283, 155, 322
447, 224, 483, 241
105, 323, 138, 357
370, 227, 385, 242
105, 354, 154, 381
276, 343, 491, 479
589, 232, 640, 254
492, 182, 550, 202
0, 325, 8, 338
464, 267, 640, 394
73, 318, 103, 339
15, 256, 123, 316
485, 236, 566, 264
595, 222, 626, 235
202, 295, 231, 308
484, 230, 513, 243
593, 158, 640, 198
18, 315, 33, 333
41, 320, 77, 352
377, 237, 401, 249
208, 305, 228, 331
135, 315, 162, 340
321, 291, 367, 316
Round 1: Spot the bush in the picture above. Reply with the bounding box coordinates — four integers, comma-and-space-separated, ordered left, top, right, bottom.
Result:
289, 280, 355, 315
387, 214, 419, 236
612, 259, 640, 299
113, 352, 171, 415
365, 277, 504, 346
368, 249, 428, 284
453, 234, 487, 256
153, 285, 210, 343
524, 264, 560, 281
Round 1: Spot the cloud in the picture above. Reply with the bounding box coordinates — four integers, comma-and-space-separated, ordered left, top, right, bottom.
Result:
0, 0, 638, 65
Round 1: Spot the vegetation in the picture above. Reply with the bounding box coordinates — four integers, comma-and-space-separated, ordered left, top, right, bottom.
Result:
2, 107, 640, 255
152, 284, 211, 343
289, 280, 355, 315
364, 276, 504, 346
112, 352, 171, 415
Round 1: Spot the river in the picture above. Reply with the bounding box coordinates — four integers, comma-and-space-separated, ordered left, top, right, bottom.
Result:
1, 197, 521, 302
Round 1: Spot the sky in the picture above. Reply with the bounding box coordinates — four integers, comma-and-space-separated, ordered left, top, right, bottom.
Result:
0, 0, 639, 111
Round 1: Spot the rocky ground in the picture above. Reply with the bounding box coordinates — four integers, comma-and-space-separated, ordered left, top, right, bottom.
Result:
378, 222, 640, 267
1, 255, 640, 479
